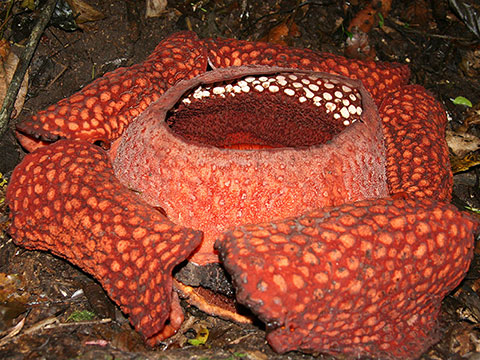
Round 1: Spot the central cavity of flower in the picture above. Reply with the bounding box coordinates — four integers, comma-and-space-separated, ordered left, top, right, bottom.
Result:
166, 72, 363, 149
114, 68, 387, 264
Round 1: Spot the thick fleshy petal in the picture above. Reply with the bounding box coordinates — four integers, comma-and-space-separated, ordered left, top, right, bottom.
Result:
381, 85, 452, 201
6, 140, 202, 341
216, 198, 476, 359
16, 32, 207, 150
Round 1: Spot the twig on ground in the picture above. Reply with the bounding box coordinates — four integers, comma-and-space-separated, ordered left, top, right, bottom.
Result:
0, 315, 112, 347
0, 0, 58, 138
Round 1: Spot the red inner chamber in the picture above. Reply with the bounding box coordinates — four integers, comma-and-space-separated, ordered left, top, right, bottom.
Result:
166, 72, 363, 149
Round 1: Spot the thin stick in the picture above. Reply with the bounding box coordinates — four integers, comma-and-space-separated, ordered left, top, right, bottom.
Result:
0, 0, 58, 138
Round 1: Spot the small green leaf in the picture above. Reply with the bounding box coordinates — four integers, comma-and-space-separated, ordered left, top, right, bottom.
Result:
378, 13, 384, 27
342, 24, 353, 40
452, 96, 473, 107
67, 310, 96, 322
465, 206, 480, 214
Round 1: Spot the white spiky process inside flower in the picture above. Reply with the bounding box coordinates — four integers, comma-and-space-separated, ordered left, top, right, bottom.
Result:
181, 72, 363, 127
166, 71, 366, 149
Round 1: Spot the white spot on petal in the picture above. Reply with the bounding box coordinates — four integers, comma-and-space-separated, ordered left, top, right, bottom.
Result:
323, 92, 333, 101
325, 102, 336, 112
213, 87, 225, 95
304, 88, 314, 99
269, 85, 280, 93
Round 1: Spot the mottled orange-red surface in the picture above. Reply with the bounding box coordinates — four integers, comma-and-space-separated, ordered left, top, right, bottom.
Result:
113, 69, 388, 265
217, 198, 476, 359
16, 32, 207, 149
7, 140, 202, 341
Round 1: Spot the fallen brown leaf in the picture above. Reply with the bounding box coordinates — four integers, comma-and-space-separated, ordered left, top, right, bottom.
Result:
447, 129, 480, 159
146, 0, 167, 18
65, 0, 104, 24
0, 39, 28, 118
404, 0, 432, 27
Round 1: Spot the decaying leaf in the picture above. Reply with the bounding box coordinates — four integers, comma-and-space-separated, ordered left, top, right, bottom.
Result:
348, 0, 392, 33
456, 102, 480, 133
65, 0, 104, 24
0, 273, 28, 304
260, 18, 301, 45
447, 129, 480, 159
448, 101, 480, 173
448, 323, 480, 356
0, 317, 25, 347
447, 128, 480, 173
0, 273, 28, 331
146, 0, 167, 18
188, 323, 209, 346
460, 49, 480, 77
451, 152, 480, 173
404, 0, 432, 27
0, 39, 28, 118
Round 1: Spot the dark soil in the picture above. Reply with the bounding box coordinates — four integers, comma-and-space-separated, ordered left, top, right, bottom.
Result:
1, 0, 480, 359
